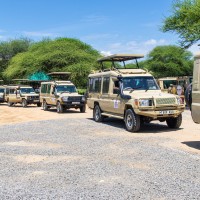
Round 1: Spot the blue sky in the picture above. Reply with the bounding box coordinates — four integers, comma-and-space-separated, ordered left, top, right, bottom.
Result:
0, 0, 199, 56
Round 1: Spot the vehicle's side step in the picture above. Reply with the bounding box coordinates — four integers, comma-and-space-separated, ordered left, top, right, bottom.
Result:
102, 112, 124, 119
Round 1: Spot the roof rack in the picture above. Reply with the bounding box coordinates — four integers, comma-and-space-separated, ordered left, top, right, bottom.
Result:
98, 54, 144, 70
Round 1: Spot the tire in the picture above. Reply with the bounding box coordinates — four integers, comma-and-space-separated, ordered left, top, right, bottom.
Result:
166, 114, 182, 129
125, 109, 141, 132
57, 101, 63, 113
43, 100, 49, 111
7, 99, 13, 107
80, 104, 86, 113
22, 99, 27, 108
93, 104, 104, 122
37, 102, 42, 107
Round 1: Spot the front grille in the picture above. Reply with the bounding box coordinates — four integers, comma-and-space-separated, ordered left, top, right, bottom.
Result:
68, 96, 82, 102
155, 98, 176, 105
29, 96, 39, 100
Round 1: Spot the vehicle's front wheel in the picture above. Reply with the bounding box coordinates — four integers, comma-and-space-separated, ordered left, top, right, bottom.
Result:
22, 99, 27, 108
7, 99, 13, 107
80, 104, 86, 113
166, 114, 182, 129
125, 109, 141, 132
37, 102, 42, 107
57, 101, 63, 113
93, 104, 104, 122
43, 100, 49, 111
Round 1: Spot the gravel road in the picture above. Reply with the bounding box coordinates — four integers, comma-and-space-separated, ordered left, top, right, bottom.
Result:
0, 110, 200, 199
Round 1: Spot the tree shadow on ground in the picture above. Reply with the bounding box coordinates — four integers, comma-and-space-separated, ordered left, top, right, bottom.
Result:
87, 117, 181, 134
182, 141, 200, 151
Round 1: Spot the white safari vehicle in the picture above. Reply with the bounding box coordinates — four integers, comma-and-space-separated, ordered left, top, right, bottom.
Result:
87, 54, 185, 132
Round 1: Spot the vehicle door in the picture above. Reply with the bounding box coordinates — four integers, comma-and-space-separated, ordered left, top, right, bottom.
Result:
45, 84, 53, 105
8, 88, 18, 103
106, 78, 124, 115
192, 56, 200, 123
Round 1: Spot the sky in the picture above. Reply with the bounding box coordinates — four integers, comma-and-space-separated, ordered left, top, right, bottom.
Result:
0, 0, 199, 56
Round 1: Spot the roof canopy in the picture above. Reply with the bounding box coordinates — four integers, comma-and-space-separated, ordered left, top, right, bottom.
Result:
97, 54, 144, 62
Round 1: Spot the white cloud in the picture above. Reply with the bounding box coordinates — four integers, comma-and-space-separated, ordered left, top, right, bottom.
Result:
81, 15, 108, 24
22, 31, 56, 37
82, 34, 117, 41
99, 38, 168, 56
188, 44, 200, 56
144, 39, 166, 46
100, 51, 112, 56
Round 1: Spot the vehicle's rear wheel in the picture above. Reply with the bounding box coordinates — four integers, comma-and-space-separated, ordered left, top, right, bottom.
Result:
80, 104, 86, 113
125, 109, 141, 132
166, 114, 182, 129
93, 104, 104, 122
22, 99, 27, 108
57, 101, 63, 113
43, 100, 49, 111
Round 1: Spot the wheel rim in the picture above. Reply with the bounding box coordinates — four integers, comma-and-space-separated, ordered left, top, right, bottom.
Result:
127, 114, 133, 128
57, 103, 60, 112
43, 102, 46, 110
95, 107, 100, 120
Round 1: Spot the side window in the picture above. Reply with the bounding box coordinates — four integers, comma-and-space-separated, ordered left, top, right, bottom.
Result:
10, 89, 15, 94
89, 77, 102, 93
113, 80, 119, 94
102, 77, 110, 94
41, 84, 47, 93
47, 84, 51, 94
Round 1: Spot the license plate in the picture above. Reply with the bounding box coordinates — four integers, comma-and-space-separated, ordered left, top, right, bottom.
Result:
72, 102, 80, 104
159, 110, 174, 114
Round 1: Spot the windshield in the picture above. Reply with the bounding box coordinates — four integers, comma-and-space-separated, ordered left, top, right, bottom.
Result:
20, 87, 35, 94
122, 76, 159, 91
56, 85, 77, 93
163, 80, 177, 89
0, 88, 4, 93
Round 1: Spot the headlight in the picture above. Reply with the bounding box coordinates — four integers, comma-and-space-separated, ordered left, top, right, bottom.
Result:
139, 99, 152, 107
81, 96, 86, 102
61, 96, 69, 102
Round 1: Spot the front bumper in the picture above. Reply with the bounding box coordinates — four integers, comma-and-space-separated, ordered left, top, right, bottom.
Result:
135, 107, 184, 119
61, 101, 85, 108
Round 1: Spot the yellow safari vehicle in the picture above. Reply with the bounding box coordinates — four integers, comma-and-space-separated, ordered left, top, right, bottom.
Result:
87, 54, 185, 132
5, 85, 40, 107
191, 53, 200, 123
40, 81, 86, 113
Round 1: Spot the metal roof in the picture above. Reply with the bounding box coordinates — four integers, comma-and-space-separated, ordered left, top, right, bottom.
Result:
97, 54, 144, 62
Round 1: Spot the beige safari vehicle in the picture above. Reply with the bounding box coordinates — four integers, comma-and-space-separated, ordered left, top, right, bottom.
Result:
5, 85, 40, 107
87, 54, 185, 132
40, 81, 86, 113
191, 53, 200, 123
0, 84, 6, 103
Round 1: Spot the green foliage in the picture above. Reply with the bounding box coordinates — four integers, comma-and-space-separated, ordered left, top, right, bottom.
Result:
77, 88, 87, 95
0, 38, 31, 79
162, 0, 200, 48
4, 38, 101, 88
146, 45, 193, 78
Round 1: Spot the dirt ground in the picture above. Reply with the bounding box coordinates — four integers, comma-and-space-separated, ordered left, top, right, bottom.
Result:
0, 103, 200, 155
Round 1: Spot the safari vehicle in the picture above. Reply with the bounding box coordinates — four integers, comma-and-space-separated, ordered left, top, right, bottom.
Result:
40, 81, 86, 113
0, 85, 6, 103
191, 54, 200, 123
5, 85, 40, 107
87, 54, 185, 132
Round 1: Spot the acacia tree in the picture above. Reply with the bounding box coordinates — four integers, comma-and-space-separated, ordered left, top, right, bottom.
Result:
4, 38, 101, 88
146, 45, 193, 78
162, 0, 200, 48
0, 38, 31, 79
